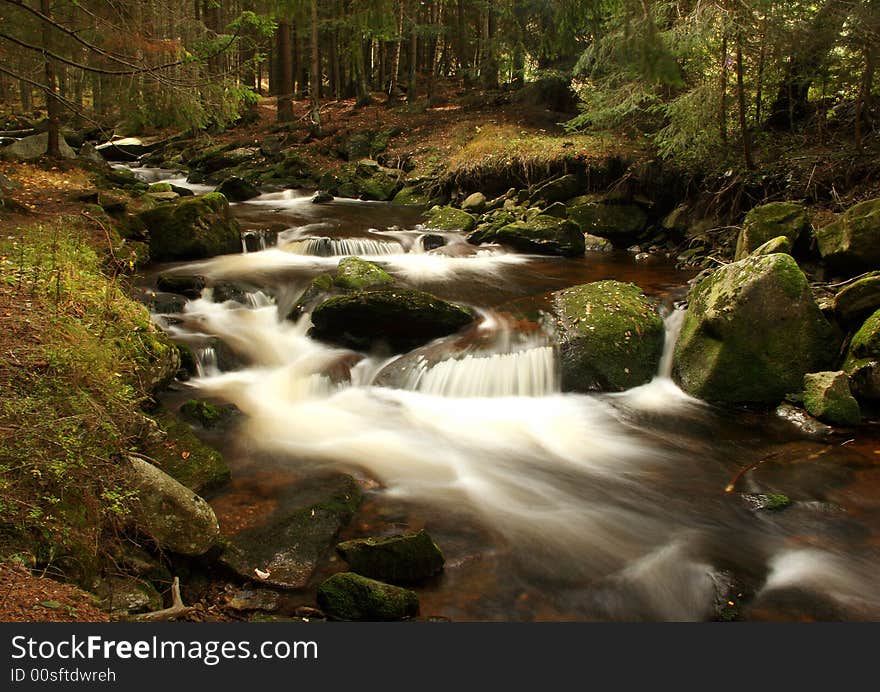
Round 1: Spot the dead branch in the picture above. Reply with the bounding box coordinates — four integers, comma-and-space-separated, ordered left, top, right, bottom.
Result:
133, 577, 195, 622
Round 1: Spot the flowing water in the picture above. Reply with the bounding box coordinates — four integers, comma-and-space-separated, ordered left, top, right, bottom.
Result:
135, 167, 880, 621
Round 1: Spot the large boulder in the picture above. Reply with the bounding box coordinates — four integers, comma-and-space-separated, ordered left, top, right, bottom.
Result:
552, 281, 665, 392
815, 198, 880, 274
425, 205, 477, 232
188, 144, 259, 175
843, 309, 880, 402
334, 256, 394, 291
220, 474, 361, 589
93, 576, 163, 616
310, 288, 475, 353
750, 236, 792, 257
336, 530, 445, 583
126, 457, 221, 556
530, 174, 582, 204
832, 272, 880, 327
802, 371, 860, 426
672, 253, 840, 404
566, 195, 647, 243
2, 132, 76, 160
461, 192, 487, 213
317, 572, 419, 621
491, 215, 585, 257
392, 186, 432, 206
139, 192, 241, 261
353, 159, 402, 201
216, 176, 260, 202
734, 202, 809, 260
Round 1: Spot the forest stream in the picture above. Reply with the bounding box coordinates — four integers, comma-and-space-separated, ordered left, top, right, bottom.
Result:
131, 166, 880, 622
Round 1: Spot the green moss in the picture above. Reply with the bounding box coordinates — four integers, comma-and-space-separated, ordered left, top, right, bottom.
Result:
734, 202, 808, 260
316, 572, 419, 621
803, 371, 860, 426
138, 193, 240, 261
337, 530, 445, 583
334, 257, 394, 291
425, 205, 477, 232
832, 273, 880, 326
846, 308, 880, 363
763, 493, 792, 511
287, 274, 336, 321
391, 186, 432, 206
178, 400, 232, 429
554, 281, 664, 392
750, 236, 792, 257
566, 195, 647, 240
493, 215, 586, 257
815, 198, 880, 272
147, 182, 172, 193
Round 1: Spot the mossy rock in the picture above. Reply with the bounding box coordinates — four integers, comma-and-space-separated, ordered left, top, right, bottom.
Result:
832, 272, 880, 326
815, 198, 880, 274
803, 371, 860, 426
93, 575, 163, 616
220, 474, 362, 589
216, 176, 260, 202
188, 144, 259, 174
391, 186, 432, 206
147, 182, 172, 193
139, 192, 241, 262
156, 273, 206, 298
334, 257, 394, 291
317, 572, 419, 621
566, 195, 647, 242
425, 205, 477, 232
750, 236, 792, 257
336, 530, 445, 583
584, 233, 614, 253
530, 174, 582, 204
310, 288, 475, 353
734, 202, 808, 260
552, 281, 664, 392
490, 215, 585, 257
287, 274, 337, 321
672, 253, 841, 405
145, 411, 231, 494
126, 457, 221, 556
842, 308, 880, 392
179, 399, 234, 429
353, 159, 402, 201
467, 210, 517, 245
461, 192, 487, 213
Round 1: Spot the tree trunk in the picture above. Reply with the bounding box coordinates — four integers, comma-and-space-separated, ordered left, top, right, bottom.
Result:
855, 43, 875, 151
309, 0, 321, 134
408, 10, 418, 100
388, 0, 404, 102
41, 0, 61, 157
20, 79, 32, 112
719, 33, 728, 144
479, 7, 498, 90
736, 36, 754, 170
276, 20, 294, 122
754, 14, 767, 125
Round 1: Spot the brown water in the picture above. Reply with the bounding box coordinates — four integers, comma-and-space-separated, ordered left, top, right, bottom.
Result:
140, 171, 880, 621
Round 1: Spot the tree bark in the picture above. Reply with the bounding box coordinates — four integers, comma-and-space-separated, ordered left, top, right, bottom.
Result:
276, 20, 294, 122
40, 0, 61, 158
309, 0, 321, 134
736, 35, 754, 170
719, 33, 728, 144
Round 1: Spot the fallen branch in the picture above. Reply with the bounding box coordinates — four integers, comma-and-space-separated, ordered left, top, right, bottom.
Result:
133, 577, 195, 622
724, 452, 780, 493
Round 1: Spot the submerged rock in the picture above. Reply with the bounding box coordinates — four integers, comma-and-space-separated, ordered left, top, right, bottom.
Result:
126, 457, 221, 556
803, 371, 860, 426
334, 256, 394, 291
774, 403, 834, 439
220, 474, 361, 589
734, 202, 808, 260
156, 273, 206, 299
216, 176, 260, 202
425, 205, 477, 232
312, 190, 334, 204
815, 198, 880, 274
139, 192, 240, 262
491, 215, 585, 257
316, 572, 419, 621
336, 530, 445, 583
672, 253, 840, 405
552, 281, 664, 392
310, 288, 475, 353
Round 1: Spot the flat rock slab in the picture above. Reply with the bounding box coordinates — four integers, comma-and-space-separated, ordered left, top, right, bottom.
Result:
220, 473, 362, 589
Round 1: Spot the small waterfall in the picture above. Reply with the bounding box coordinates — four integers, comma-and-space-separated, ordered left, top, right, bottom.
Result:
402, 346, 558, 397
241, 229, 275, 254
195, 346, 219, 377
285, 237, 401, 256
658, 306, 686, 379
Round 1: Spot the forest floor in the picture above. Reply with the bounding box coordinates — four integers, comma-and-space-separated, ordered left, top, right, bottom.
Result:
1, 85, 879, 622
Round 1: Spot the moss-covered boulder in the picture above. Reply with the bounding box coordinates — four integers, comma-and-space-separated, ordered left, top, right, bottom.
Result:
461, 192, 487, 213
803, 371, 860, 426
93, 575, 163, 616
156, 273, 206, 299
188, 144, 259, 175
734, 202, 809, 260
147, 182, 173, 193
220, 474, 361, 589
144, 412, 230, 494
491, 215, 585, 257
126, 457, 221, 556
216, 176, 260, 202
584, 233, 614, 253
750, 236, 793, 257
139, 192, 240, 262
672, 253, 840, 404
551, 281, 665, 392
287, 274, 336, 321
832, 272, 880, 326
310, 289, 475, 353
353, 159, 402, 201
466, 210, 516, 245
179, 400, 234, 429
334, 257, 394, 291
845, 308, 880, 362
815, 198, 880, 274
530, 174, 581, 204
337, 530, 444, 583
317, 572, 419, 621
566, 195, 648, 243
425, 205, 477, 232
843, 310, 880, 402
391, 186, 432, 206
